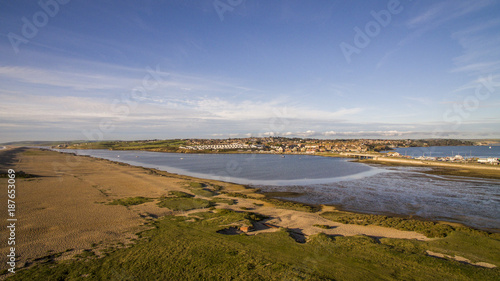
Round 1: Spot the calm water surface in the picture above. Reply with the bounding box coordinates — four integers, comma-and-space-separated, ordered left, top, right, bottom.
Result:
57, 148, 500, 230
64, 149, 381, 185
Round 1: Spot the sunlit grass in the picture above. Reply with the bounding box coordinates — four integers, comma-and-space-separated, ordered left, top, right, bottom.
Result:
7, 210, 498, 280
108, 197, 152, 207
157, 197, 213, 211
321, 211, 454, 238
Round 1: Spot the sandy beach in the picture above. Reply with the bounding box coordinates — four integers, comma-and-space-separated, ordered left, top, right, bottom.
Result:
359, 157, 500, 179
0, 148, 434, 272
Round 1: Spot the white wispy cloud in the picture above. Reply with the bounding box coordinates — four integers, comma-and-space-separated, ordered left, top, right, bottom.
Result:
400, 0, 495, 46
406, 2, 447, 28
0, 40, 264, 97
0, 66, 128, 91
0, 91, 363, 128
185, 97, 363, 121
403, 96, 435, 106
450, 20, 500, 75
407, 0, 493, 29
451, 61, 500, 73
324, 130, 410, 137
452, 18, 500, 38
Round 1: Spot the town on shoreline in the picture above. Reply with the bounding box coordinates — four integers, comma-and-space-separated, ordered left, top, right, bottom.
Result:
53, 137, 500, 166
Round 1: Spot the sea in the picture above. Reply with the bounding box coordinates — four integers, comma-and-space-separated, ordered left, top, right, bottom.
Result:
53, 146, 500, 231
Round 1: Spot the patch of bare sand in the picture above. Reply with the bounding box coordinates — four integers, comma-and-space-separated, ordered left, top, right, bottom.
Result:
0, 148, 430, 275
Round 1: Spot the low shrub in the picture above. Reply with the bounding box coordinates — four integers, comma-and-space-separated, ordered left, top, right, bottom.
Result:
210, 198, 235, 205
157, 197, 213, 211
313, 224, 331, 229
191, 188, 216, 197
168, 191, 194, 198
188, 182, 205, 188
261, 198, 320, 213
108, 197, 152, 207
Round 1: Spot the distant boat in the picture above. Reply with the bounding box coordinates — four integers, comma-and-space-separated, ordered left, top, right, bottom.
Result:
180, 158, 184, 160
489, 146, 492, 149
117, 155, 120, 157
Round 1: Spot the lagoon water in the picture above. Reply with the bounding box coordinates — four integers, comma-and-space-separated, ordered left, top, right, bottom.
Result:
58, 148, 500, 230
65, 149, 379, 185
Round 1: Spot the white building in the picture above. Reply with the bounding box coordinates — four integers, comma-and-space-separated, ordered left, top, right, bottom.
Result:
478, 158, 499, 164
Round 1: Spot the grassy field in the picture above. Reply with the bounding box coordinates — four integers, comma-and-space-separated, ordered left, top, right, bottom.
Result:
6, 209, 499, 280
66, 139, 187, 152
107, 197, 153, 206
321, 211, 455, 238
157, 197, 213, 211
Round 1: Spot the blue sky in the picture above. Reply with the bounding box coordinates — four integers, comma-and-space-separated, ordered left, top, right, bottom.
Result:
1, 0, 499, 142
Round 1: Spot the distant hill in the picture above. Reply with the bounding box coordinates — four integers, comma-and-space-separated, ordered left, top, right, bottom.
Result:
0, 140, 86, 146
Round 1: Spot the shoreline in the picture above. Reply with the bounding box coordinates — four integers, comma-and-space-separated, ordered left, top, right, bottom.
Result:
45, 147, 500, 228
1, 147, 499, 279
57, 146, 500, 176
359, 157, 500, 179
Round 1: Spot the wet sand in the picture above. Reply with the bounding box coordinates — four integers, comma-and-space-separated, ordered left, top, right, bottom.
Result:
361, 157, 500, 179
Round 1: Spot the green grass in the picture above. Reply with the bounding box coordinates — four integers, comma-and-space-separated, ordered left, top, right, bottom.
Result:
0, 170, 38, 178
168, 191, 194, 198
320, 211, 500, 266
380, 230, 500, 268
210, 198, 236, 205
157, 197, 213, 211
74, 249, 97, 260
313, 224, 331, 229
321, 211, 454, 238
261, 198, 321, 213
7, 210, 499, 280
66, 139, 187, 152
221, 192, 251, 198
186, 182, 217, 197
188, 182, 205, 188
190, 188, 216, 197
426, 230, 500, 265
107, 197, 152, 207
243, 212, 267, 222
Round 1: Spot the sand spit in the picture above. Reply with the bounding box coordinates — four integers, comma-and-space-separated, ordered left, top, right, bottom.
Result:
1, 148, 431, 273
362, 157, 500, 173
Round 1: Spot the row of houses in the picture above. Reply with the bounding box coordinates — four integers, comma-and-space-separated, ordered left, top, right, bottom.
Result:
180, 143, 264, 150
